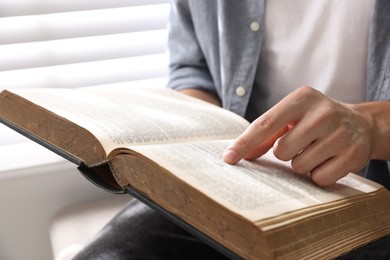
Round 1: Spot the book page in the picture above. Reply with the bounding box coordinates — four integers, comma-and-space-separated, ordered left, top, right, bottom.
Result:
12, 87, 249, 154
131, 140, 381, 222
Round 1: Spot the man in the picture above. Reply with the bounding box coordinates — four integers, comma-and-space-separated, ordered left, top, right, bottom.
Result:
74, 0, 390, 259
168, 0, 390, 188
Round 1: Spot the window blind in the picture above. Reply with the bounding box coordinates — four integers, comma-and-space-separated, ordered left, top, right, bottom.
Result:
0, 0, 170, 145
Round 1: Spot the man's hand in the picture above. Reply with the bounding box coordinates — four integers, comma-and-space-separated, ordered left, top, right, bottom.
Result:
179, 88, 221, 107
223, 86, 390, 187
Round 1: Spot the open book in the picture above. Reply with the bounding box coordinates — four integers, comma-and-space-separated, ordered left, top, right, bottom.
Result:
1, 87, 390, 260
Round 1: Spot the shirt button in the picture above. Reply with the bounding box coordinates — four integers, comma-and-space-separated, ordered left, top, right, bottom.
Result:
250, 21, 260, 32
235, 86, 246, 97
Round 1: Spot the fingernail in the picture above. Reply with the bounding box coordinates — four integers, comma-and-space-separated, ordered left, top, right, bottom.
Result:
223, 149, 238, 164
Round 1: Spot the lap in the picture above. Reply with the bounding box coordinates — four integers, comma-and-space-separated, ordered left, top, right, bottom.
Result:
73, 199, 229, 260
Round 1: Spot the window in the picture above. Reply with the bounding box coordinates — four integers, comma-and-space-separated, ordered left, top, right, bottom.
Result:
0, 0, 170, 146
0, 2, 170, 260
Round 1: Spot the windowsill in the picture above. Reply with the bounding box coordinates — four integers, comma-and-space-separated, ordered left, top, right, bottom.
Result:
0, 141, 69, 175
0, 139, 122, 260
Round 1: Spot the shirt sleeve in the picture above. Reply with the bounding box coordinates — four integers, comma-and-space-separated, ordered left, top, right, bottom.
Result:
166, 0, 217, 95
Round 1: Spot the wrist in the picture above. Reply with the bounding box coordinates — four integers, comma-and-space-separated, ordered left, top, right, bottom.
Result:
179, 88, 221, 107
354, 101, 390, 160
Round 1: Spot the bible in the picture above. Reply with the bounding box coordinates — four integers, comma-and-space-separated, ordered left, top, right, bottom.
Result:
1, 86, 390, 260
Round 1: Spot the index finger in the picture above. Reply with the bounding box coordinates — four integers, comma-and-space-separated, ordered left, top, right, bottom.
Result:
223, 92, 308, 164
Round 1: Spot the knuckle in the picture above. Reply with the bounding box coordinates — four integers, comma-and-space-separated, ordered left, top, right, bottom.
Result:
339, 119, 355, 134
311, 174, 329, 187
320, 105, 338, 120
349, 143, 363, 156
273, 143, 289, 161
298, 85, 316, 94
272, 145, 283, 160
293, 86, 322, 101
347, 144, 369, 166
253, 114, 273, 130
233, 136, 251, 151
291, 158, 308, 174
310, 170, 334, 187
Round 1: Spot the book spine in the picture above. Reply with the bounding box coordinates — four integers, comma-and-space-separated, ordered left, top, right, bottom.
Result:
78, 163, 125, 194
0, 116, 82, 165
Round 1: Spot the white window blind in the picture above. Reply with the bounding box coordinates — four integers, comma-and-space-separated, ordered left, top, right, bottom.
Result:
0, 0, 170, 146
